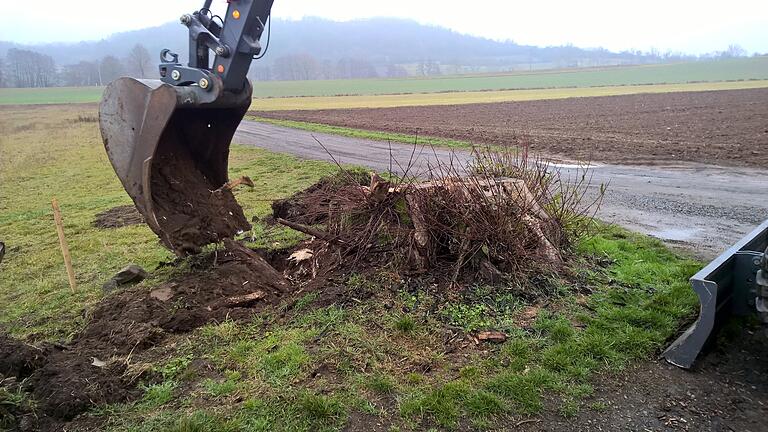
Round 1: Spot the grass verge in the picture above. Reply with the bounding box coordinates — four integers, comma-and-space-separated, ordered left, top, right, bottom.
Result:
96, 226, 699, 431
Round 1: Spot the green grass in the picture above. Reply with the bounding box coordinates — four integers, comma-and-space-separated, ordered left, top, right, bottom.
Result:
2, 58, 767, 107
247, 57, 768, 98
0, 86, 105, 105
1, 105, 703, 431
101, 226, 697, 431
248, 80, 768, 110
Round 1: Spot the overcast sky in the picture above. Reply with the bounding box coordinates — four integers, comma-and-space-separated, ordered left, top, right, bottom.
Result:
3, 0, 767, 54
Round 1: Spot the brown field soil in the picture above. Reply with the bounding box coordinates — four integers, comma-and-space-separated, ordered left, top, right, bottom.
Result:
256, 88, 768, 168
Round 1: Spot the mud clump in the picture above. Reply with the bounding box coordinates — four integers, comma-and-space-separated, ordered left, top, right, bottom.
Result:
81, 239, 288, 347
26, 353, 137, 421
92, 205, 144, 229
0, 334, 46, 378
271, 170, 370, 226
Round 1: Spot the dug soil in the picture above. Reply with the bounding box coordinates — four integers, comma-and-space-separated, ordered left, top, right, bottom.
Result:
256, 87, 768, 168
92, 205, 144, 229
0, 240, 289, 431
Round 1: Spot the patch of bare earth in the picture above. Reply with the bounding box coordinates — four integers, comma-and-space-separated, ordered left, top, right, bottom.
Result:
92, 205, 144, 228
0, 240, 289, 431
521, 326, 768, 432
255, 88, 768, 168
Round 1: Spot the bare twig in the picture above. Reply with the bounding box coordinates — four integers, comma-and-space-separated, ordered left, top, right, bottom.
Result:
277, 217, 346, 244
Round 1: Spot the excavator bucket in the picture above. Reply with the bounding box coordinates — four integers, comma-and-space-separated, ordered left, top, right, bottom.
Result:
663, 219, 768, 368
99, 77, 253, 255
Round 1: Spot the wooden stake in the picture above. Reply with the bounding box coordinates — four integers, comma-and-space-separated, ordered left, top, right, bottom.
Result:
52, 198, 77, 293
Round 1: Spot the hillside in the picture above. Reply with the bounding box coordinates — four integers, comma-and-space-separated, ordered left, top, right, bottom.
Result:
0, 17, 668, 77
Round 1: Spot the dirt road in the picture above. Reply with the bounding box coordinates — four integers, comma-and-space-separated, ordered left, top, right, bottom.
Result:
235, 120, 768, 259
256, 88, 768, 169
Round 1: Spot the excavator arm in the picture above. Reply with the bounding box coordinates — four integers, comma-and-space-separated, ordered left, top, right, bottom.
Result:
99, 0, 274, 255
159, 0, 273, 93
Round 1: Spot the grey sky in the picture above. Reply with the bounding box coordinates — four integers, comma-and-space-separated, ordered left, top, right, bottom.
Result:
3, 0, 767, 54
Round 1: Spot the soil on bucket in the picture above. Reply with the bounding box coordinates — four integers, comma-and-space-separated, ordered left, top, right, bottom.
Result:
148, 133, 250, 256
92, 205, 144, 229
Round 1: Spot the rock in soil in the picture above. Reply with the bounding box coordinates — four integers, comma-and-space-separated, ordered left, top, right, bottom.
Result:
102, 264, 149, 292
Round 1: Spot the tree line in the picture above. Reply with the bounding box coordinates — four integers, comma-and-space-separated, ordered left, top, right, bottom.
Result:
249, 54, 418, 82
0, 41, 758, 88
0, 44, 152, 88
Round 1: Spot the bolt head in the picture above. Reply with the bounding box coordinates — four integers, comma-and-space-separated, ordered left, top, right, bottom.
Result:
180, 14, 192, 25
171, 70, 181, 80
215, 46, 226, 56
199, 78, 210, 89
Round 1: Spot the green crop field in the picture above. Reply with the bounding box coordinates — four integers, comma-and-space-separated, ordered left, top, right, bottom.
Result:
1, 57, 767, 107
249, 57, 768, 98
0, 86, 105, 105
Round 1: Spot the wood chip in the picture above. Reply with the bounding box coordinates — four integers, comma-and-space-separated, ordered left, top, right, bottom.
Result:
220, 176, 255, 191
288, 248, 314, 263
223, 291, 266, 308
477, 331, 508, 343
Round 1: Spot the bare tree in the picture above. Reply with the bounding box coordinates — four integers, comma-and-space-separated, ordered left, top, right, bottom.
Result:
6, 48, 56, 88
336, 58, 378, 79
273, 54, 320, 81
419, 59, 441, 76
319, 59, 336, 80
248, 65, 272, 81
61, 61, 100, 87
724, 44, 747, 58
386, 64, 408, 78
100, 55, 125, 84
127, 44, 152, 78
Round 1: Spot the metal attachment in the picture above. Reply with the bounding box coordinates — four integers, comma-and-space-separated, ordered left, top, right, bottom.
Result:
171, 70, 181, 81
663, 219, 768, 368
199, 78, 210, 89
160, 0, 273, 91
